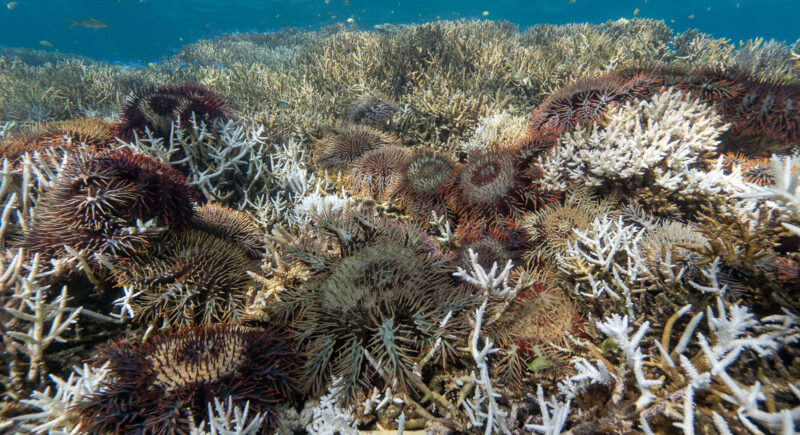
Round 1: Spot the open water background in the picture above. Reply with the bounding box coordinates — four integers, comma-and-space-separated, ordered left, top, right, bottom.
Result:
0, 0, 797, 62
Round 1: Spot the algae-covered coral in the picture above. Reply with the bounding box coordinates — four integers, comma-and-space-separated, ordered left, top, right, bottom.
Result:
1, 18, 800, 434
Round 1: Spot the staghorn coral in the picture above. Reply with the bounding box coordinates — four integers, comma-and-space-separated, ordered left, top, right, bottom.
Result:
115, 83, 232, 141
313, 124, 400, 172
618, 64, 800, 152
112, 229, 257, 326
21, 149, 195, 262
540, 88, 745, 215
124, 118, 273, 205
5, 19, 800, 434
273, 207, 474, 406
73, 324, 301, 434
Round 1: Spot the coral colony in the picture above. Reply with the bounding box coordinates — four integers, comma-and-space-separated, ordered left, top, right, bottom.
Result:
2, 18, 800, 435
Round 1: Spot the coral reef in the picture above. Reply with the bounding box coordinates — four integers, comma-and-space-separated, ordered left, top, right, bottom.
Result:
2, 18, 800, 435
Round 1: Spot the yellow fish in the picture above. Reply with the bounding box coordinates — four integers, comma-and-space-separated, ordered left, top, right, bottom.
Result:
39, 40, 53, 48
69, 18, 108, 29
7, 1, 17, 10
482, 11, 489, 17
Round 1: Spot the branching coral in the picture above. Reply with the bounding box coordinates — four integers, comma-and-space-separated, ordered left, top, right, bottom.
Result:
123, 118, 272, 204
540, 88, 747, 215
3, 18, 800, 435
617, 64, 800, 152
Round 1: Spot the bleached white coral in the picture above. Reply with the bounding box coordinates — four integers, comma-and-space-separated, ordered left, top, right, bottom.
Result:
742, 155, 800, 236
240, 137, 346, 228
122, 118, 271, 203
525, 385, 570, 435
461, 299, 510, 435
292, 190, 351, 225
558, 215, 649, 315
14, 362, 110, 434
189, 397, 266, 435
596, 314, 662, 409
456, 110, 527, 154
540, 89, 748, 198
453, 248, 516, 298
5, 270, 83, 382
305, 378, 359, 435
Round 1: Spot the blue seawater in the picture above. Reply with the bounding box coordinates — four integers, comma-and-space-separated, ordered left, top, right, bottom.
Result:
0, 0, 796, 62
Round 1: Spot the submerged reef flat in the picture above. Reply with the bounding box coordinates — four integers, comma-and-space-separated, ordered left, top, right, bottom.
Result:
1, 18, 799, 434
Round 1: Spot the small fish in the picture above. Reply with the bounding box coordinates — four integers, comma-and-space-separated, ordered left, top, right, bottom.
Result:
633, 8, 640, 16
569, 0, 576, 3
39, 40, 53, 48
482, 11, 489, 17
346, 17, 354, 23
70, 18, 108, 29
6, 1, 17, 10
147, 62, 156, 67
511, 72, 526, 81
688, 13, 695, 19
276, 100, 291, 110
